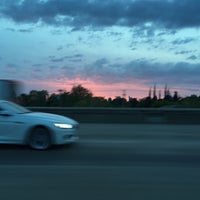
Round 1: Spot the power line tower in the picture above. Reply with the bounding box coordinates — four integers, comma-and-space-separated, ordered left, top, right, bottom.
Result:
122, 89, 127, 99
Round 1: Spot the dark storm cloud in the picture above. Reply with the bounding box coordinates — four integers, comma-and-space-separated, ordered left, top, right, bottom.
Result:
1, 0, 200, 29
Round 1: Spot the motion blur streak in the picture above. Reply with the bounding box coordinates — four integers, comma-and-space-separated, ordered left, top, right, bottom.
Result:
0, 79, 22, 101
1, 124, 200, 200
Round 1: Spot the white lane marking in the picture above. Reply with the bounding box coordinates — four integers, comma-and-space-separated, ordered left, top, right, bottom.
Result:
80, 139, 137, 144
79, 139, 200, 151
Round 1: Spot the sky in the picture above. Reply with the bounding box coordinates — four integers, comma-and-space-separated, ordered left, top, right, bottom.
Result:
0, 0, 200, 99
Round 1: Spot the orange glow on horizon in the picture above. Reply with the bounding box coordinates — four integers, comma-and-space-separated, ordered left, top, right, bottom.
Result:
23, 79, 150, 99
23, 79, 194, 100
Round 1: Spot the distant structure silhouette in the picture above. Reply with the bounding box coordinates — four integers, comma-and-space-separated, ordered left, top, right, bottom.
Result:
148, 84, 174, 100
122, 89, 127, 99
153, 84, 157, 100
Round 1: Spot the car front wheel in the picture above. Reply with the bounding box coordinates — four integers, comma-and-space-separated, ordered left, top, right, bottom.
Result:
29, 127, 51, 150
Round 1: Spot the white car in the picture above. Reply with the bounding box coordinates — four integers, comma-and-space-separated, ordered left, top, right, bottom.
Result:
0, 100, 79, 150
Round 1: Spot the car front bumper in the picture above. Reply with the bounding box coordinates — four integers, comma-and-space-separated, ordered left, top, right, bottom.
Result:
53, 128, 79, 145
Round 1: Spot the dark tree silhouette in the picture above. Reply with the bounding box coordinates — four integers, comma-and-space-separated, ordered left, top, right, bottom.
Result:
16, 84, 200, 108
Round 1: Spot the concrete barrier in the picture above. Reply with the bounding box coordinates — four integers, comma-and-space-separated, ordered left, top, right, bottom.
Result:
27, 107, 200, 124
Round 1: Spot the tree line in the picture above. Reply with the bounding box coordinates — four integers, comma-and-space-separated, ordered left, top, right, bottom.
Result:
17, 84, 200, 108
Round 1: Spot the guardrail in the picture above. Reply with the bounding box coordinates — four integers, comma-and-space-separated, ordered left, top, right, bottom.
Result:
27, 107, 200, 124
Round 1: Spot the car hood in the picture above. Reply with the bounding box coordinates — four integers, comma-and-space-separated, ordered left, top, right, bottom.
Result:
24, 112, 78, 124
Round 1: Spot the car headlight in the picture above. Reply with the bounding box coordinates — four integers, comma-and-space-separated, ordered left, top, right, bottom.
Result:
54, 123, 73, 129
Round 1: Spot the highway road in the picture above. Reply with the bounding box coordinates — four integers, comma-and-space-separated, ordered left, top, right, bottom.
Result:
1, 124, 200, 200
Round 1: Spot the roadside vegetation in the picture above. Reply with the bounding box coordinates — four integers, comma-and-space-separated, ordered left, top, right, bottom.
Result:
17, 84, 200, 108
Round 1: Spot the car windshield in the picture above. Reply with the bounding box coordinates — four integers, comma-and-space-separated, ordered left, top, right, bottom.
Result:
0, 101, 31, 114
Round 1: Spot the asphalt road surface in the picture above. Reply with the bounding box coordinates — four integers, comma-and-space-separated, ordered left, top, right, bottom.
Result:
1, 124, 200, 200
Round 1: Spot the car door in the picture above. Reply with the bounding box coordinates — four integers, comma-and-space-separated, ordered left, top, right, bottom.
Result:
0, 111, 26, 143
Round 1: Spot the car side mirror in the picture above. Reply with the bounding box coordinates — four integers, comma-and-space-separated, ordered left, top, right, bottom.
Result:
0, 110, 12, 117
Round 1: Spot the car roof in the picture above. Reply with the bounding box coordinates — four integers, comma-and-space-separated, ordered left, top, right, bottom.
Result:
0, 100, 11, 104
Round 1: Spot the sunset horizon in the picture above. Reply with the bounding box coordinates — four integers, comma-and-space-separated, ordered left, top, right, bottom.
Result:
21, 79, 198, 100
1, 0, 200, 100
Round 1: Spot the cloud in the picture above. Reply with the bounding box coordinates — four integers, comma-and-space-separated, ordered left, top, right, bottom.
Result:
32, 64, 43, 67
5, 63, 18, 69
18, 28, 32, 33
49, 56, 68, 63
77, 59, 200, 88
6, 28, 16, 32
175, 50, 193, 55
50, 57, 200, 88
49, 54, 83, 63
5, 27, 33, 33
3, 58, 200, 95
93, 58, 109, 67
187, 55, 198, 60
1, 0, 200, 30
172, 38, 196, 45
57, 46, 63, 51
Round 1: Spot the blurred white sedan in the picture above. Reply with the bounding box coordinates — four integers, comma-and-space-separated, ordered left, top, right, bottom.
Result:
0, 100, 79, 150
